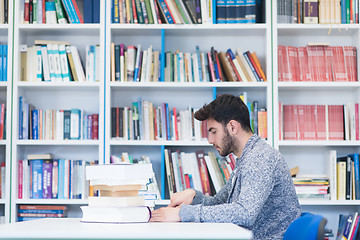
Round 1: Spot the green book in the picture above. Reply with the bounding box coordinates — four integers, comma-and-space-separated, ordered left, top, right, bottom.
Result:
135, 0, 145, 23
144, 0, 154, 24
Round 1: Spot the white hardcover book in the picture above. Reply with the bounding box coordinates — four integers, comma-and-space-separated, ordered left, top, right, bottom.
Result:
194, 112, 201, 141
344, 104, 350, 141
127, 46, 136, 81
153, 51, 160, 82
143, 101, 150, 140
145, 46, 153, 82
327, 150, 337, 200
64, 159, 70, 199
200, 52, 208, 82
171, 151, 182, 192
36, 46, 43, 82
348, 102, 356, 141
233, 49, 250, 82
204, 155, 221, 192
95, 45, 100, 81
26, 46, 34, 82
23, 159, 29, 199
70, 109, 81, 139
200, 0, 208, 24
56, 110, 64, 140
140, 50, 148, 82
70, 45, 86, 82
179, 52, 185, 82
88, 196, 146, 207
47, 44, 56, 82
52, 44, 63, 82
120, 44, 125, 82
192, 53, 200, 82
189, 152, 203, 192
124, 107, 129, 140
41, 46, 51, 82
58, 44, 71, 82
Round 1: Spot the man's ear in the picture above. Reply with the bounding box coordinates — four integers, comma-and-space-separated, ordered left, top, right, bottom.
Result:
227, 120, 240, 134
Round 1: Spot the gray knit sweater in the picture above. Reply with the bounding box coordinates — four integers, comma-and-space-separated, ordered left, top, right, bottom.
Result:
179, 134, 301, 240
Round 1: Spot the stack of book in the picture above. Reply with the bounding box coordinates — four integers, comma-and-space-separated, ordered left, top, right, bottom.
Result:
81, 163, 155, 223
292, 175, 330, 199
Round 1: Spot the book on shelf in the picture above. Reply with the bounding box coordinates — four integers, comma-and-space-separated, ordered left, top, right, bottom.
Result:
17, 205, 67, 222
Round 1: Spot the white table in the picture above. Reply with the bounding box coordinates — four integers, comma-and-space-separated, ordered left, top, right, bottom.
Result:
0, 218, 252, 240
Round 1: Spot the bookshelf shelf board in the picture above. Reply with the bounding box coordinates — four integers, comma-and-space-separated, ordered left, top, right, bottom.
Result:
109, 82, 269, 88
0, 199, 5, 204
277, 82, 360, 89
16, 140, 100, 146
110, 24, 268, 31
299, 199, 360, 205
109, 139, 211, 146
17, 82, 100, 90
0, 25, 8, 29
18, 24, 101, 30
0, 82, 7, 88
277, 23, 359, 30
16, 199, 88, 205
0, 140, 6, 145
279, 140, 360, 146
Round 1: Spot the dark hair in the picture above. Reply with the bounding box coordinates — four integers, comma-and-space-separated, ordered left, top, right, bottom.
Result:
194, 94, 252, 133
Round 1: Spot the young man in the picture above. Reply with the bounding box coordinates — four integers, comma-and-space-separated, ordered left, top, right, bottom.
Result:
150, 94, 301, 240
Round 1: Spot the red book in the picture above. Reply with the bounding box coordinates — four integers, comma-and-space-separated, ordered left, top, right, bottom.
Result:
201, 120, 207, 139
307, 105, 316, 140
279, 102, 283, 140
196, 150, 211, 196
328, 105, 344, 140
24, 0, 30, 23
331, 46, 347, 82
71, 0, 84, 23
296, 105, 305, 140
278, 45, 290, 81
131, 0, 138, 23
324, 46, 333, 81
19, 205, 67, 210
18, 161, 23, 199
184, 174, 191, 188
228, 153, 236, 170
0, 103, 4, 139
92, 113, 99, 140
315, 105, 327, 140
298, 47, 312, 81
343, 46, 357, 82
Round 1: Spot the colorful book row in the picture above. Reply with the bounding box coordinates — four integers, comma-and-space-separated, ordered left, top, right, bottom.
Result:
22, 0, 100, 24
18, 97, 99, 140
111, 44, 266, 82
111, 101, 208, 141
21, 43, 100, 83
278, 0, 360, 24
18, 155, 92, 200
278, 45, 357, 82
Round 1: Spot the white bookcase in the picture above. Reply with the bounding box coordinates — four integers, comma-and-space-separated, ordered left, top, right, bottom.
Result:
272, 0, 360, 234
9, 0, 105, 223
104, 0, 272, 199
0, 0, 13, 224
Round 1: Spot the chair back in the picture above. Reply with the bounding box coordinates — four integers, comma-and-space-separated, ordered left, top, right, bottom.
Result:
283, 212, 327, 240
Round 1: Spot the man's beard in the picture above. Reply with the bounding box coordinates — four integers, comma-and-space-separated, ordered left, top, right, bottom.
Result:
218, 128, 234, 157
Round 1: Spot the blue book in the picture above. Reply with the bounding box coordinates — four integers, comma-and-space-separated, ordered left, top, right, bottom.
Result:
343, 215, 354, 239
93, 0, 100, 23
58, 159, 65, 199
195, 46, 202, 82
30, 159, 43, 199
245, 0, 256, 23
349, 153, 360, 200
165, 103, 171, 140
0, 45, 3, 81
32, 109, 39, 140
61, 0, 80, 23
18, 217, 45, 222
236, 0, 246, 23
157, 0, 175, 23
216, 0, 227, 23
3, 45, 7, 81
226, 0, 236, 23
36, 46, 43, 81
83, 0, 93, 23
19, 97, 23, 139
211, 47, 220, 81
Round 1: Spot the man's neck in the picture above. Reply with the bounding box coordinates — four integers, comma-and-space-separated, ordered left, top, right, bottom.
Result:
234, 132, 253, 158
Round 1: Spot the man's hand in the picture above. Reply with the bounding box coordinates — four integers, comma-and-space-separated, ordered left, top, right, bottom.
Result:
168, 189, 196, 207
150, 206, 181, 222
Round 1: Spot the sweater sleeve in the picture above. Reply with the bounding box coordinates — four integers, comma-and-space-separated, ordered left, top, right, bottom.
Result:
180, 154, 276, 227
